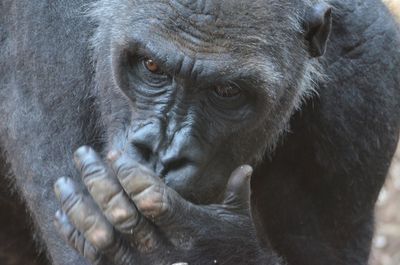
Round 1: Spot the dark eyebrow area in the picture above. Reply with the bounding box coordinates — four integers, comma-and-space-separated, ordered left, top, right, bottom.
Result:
132, 34, 237, 85
131, 34, 278, 99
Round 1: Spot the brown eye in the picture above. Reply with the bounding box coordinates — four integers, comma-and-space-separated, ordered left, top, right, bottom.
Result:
214, 85, 241, 98
143, 58, 162, 74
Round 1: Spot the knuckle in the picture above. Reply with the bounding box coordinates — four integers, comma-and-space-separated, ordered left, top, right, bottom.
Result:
82, 162, 107, 181
89, 178, 121, 205
116, 161, 154, 182
63, 193, 84, 215
68, 229, 82, 247
85, 224, 115, 250
135, 185, 169, 218
106, 202, 140, 232
116, 163, 138, 181
113, 214, 140, 233
69, 204, 117, 250
103, 189, 125, 209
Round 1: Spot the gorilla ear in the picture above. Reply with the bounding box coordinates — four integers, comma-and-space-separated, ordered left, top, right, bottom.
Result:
304, 3, 332, 57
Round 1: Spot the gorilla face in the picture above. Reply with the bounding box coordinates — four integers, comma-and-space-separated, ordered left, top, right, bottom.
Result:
92, 0, 320, 203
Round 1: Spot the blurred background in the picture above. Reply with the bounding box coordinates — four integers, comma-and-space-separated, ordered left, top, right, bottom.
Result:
370, 2, 400, 263
371, 141, 400, 265
384, 0, 400, 21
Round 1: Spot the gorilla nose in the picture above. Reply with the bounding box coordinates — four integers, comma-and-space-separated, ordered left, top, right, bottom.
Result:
130, 122, 162, 163
130, 122, 199, 177
130, 136, 194, 177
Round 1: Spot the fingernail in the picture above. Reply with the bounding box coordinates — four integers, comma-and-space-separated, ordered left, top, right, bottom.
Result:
55, 210, 64, 220
73, 146, 90, 167
54, 177, 67, 198
239, 165, 253, 178
54, 177, 76, 202
54, 211, 67, 231
74, 146, 92, 158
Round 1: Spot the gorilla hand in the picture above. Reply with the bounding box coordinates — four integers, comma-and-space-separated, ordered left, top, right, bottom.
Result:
53, 146, 269, 265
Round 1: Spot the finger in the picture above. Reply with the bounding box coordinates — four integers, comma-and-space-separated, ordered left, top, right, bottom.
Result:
74, 146, 160, 251
110, 152, 177, 224
223, 165, 253, 210
74, 146, 138, 232
110, 151, 200, 244
54, 177, 114, 250
54, 177, 138, 265
54, 210, 108, 265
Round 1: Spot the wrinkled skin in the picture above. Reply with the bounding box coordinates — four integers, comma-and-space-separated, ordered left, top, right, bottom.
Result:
54, 147, 272, 264
52, 0, 333, 263
1, 0, 400, 264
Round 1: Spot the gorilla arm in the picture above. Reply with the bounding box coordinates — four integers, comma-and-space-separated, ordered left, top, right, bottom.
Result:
54, 147, 282, 265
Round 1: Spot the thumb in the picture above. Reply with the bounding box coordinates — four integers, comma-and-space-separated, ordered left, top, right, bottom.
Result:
223, 165, 253, 210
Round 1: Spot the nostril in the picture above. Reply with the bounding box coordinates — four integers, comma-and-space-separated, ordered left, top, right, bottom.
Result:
132, 142, 153, 162
161, 157, 192, 176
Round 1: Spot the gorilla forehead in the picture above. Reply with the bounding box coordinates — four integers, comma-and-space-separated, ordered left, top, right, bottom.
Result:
99, 0, 302, 53
131, 0, 281, 23
93, 0, 304, 83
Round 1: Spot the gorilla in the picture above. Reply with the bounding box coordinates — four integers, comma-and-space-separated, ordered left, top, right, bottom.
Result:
0, 0, 400, 264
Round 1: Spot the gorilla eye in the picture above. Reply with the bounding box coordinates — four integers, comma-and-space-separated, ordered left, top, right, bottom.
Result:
214, 85, 241, 98
143, 58, 163, 74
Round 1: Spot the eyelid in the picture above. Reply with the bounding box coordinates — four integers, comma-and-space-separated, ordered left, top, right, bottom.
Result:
214, 84, 241, 98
